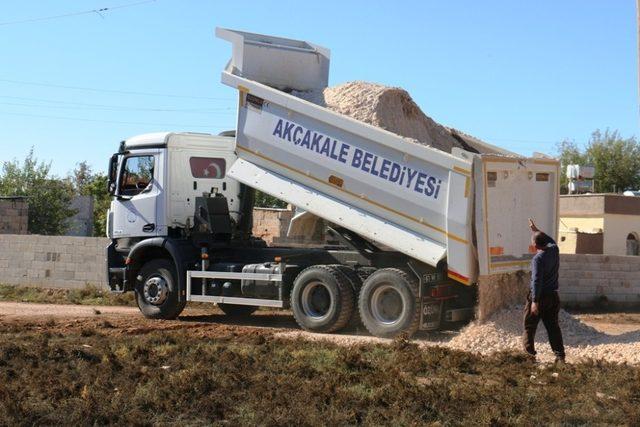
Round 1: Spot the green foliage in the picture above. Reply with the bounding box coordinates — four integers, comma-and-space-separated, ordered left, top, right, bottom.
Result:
254, 190, 287, 208
556, 129, 640, 194
70, 161, 110, 237
0, 148, 75, 235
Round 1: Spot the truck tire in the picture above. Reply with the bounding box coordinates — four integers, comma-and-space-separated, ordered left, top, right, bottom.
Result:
290, 265, 354, 333
327, 265, 363, 326
356, 266, 377, 282
218, 304, 257, 318
327, 264, 363, 293
135, 259, 186, 320
358, 268, 420, 338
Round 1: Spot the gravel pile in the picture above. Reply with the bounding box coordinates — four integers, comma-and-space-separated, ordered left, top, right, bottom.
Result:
293, 81, 506, 155
447, 306, 640, 364
277, 307, 640, 365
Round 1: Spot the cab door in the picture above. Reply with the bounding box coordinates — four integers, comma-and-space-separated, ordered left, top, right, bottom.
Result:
111, 150, 163, 238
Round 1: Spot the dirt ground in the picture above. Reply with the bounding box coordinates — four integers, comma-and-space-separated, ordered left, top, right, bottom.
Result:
1, 302, 639, 425
1, 301, 638, 353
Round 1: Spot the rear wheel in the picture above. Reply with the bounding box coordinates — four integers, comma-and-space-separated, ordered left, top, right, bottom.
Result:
358, 268, 420, 338
135, 259, 186, 319
218, 304, 257, 317
327, 264, 363, 326
290, 265, 354, 333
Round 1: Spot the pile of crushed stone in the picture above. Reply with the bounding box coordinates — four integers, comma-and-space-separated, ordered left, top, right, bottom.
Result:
447, 306, 640, 365
277, 306, 640, 365
293, 81, 506, 155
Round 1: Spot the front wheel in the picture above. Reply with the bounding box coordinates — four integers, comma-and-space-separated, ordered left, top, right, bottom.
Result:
358, 268, 420, 338
135, 259, 186, 319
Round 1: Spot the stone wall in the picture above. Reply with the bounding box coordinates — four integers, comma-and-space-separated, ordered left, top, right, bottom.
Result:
0, 198, 28, 235
0, 234, 109, 289
1, 235, 639, 309
251, 207, 295, 244
559, 254, 640, 308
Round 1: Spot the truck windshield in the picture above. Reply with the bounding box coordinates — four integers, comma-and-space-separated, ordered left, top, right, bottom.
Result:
119, 155, 155, 196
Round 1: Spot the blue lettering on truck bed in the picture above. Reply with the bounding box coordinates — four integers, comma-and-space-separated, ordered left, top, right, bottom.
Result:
272, 118, 443, 200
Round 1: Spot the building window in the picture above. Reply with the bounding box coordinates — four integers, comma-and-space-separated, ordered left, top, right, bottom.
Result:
189, 157, 226, 179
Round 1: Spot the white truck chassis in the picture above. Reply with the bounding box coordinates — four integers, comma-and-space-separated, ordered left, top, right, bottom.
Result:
105, 28, 558, 338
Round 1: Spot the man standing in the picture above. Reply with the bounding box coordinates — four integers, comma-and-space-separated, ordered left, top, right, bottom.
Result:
524, 218, 565, 363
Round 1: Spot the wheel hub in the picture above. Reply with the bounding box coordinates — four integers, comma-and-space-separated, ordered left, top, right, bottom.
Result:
370, 284, 404, 325
301, 281, 332, 320
143, 276, 168, 305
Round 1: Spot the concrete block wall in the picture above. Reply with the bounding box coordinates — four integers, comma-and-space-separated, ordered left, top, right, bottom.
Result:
252, 207, 295, 244
0, 234, 109, 289
0, 199, 28, 235
559, 254, 640, 307
0, 235, 639, 306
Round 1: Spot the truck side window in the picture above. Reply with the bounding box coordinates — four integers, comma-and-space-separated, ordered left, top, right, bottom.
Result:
189, 157, 226, 179
119, 155, 155, 196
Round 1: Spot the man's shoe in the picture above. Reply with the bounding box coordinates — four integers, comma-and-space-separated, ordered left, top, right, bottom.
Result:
554, 356, 566, 365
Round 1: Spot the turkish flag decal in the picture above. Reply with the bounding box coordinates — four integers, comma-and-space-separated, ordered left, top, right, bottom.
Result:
189, 157, 226, 179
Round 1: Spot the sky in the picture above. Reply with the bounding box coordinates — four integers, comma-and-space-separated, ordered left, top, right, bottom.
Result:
1, 0, 638, 176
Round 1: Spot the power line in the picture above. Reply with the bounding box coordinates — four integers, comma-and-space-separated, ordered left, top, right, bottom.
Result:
0, 0, 156, 26
0, 100, 235, 115
0, 110, 231, 128
0, 78, 234, 101
0, 95, 234, 111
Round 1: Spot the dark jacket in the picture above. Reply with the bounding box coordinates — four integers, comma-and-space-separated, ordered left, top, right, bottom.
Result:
530, 237, 559, 302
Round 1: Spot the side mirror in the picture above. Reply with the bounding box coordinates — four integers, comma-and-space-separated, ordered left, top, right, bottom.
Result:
107, 154, 119, 196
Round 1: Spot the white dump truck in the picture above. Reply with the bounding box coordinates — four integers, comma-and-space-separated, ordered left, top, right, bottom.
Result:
106, 28, 559, 337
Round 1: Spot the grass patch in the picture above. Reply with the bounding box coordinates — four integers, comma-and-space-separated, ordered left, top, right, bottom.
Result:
0, 284, 134, 306
0, 327, 638, 425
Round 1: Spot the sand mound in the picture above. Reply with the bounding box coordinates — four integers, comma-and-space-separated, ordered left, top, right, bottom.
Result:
293, 81, 505, 155
323, 82, 464, 153
476, 272, 530, 321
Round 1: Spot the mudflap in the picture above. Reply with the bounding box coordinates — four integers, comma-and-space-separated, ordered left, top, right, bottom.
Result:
420, 298, 444, 331
107, 268, 127, 293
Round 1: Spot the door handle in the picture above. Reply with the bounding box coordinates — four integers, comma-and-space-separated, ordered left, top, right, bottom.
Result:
142, 223, 155, 233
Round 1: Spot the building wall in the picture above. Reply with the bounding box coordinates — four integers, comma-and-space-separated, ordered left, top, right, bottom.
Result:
559, 254, 640, 307
560, 194, 640, 257
559, 216, 603, 233
0, 198, 28, 235
251, 207, 295, 244
2, 237, 637, 310
558, 230, 603, 254
602, 214, 640, 256
0, 234, 108, 289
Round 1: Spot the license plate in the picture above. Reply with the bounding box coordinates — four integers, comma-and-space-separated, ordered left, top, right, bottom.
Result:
420, 301, 442, 330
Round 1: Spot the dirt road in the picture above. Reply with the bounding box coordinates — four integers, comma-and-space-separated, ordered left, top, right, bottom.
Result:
1, 302, 639, 364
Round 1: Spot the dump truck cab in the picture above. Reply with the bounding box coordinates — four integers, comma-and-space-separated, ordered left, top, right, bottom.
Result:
107, 132, 240, 240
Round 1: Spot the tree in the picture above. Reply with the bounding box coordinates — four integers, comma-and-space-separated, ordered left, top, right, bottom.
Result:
556, 129, 640, 194
0, 149, 76, 235
70, 162, 110, 237
254, 190, 288, 209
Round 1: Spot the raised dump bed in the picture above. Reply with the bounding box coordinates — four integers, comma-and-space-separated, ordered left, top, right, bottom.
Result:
216, 28, 559, 286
